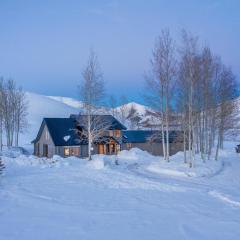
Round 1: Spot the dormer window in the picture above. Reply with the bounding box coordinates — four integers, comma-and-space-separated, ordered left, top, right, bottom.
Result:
115, 129, 121, 138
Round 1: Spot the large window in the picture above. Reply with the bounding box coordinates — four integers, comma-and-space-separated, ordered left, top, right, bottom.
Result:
64, 147, 80, 157
64, 148, 70, 156
116, 144, 121, 153
126, 143, 132, 150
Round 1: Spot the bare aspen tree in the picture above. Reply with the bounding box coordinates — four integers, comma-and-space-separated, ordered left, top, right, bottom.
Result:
145, 29, 239, 166
1, 79, 15, 147
0, 79, 4, 151
108, 95, 118, 117
176, 80, 188, 163
179, 30, 199, 167
215, 65, 237, 160
145, 29, 176, 161
79, 49, 105, 160
119, 95, 128, 126
126, 105, 142, 129
0, 78, 28, 148
144, 65, 166, 160
14, 88, 28, 146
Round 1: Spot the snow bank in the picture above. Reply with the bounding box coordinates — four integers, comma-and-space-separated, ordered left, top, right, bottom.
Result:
1, 146, 225, 180
1, 146, 30, 158
88, 155, 105, 169
1, 142, 240, 240
146, 151, 224, 178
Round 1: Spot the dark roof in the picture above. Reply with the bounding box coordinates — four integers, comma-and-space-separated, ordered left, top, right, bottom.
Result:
122, 130, 182, 143
70, 114, 127, 130
32, 118, 87, 146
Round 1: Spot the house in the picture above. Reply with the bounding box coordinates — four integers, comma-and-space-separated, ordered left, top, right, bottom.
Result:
32, 115, 127, 158
32, 114, 184, 158
122, 130, 184, 156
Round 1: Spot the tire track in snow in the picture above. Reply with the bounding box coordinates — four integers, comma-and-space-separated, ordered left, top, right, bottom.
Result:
128, 163, 240, 209
209, 190, 240, 208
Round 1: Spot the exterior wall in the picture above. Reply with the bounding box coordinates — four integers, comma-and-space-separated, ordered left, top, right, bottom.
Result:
92, 144, 99, 155
122, 141, 184, 156
34, 125, 56, 158
169, 142, 184, 156
80, 145, 88, 158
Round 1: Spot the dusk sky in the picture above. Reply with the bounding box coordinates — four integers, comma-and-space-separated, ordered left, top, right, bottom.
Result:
0, 0, 239, 104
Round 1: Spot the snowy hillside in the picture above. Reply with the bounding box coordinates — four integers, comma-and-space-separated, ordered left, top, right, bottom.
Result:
20, 93, 79, 147
47, 96, 157, 128
115, 102, 150, 116
48, 95, 84, 109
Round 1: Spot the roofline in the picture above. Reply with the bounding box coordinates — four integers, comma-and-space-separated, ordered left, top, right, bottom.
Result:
32, 119, 57, 145
71, 114, 127, 130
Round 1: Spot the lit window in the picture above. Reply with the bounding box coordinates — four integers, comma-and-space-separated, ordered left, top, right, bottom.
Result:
115, 130, 121, 137
64, 147, 80, 156
116, 144, 121, 153
64, 148, 70, 156
127, 143, 132, 150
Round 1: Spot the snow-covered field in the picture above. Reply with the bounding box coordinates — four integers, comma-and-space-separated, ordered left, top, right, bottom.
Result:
1, 92, 240, 239
1, 143, 240, 240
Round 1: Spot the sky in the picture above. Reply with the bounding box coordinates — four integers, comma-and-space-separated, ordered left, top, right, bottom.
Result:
0, 0, 239, 105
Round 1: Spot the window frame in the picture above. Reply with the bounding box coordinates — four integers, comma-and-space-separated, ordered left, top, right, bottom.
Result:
64, 147, 70, 156
64, 147, 80, 157
126, 143, 132, 150
115, 129, 121, 138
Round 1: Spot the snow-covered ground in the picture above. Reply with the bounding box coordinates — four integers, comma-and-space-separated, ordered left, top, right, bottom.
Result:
1, 142, 240, 240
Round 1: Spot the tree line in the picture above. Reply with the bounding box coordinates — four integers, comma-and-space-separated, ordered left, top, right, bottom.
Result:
0, 78, 28, 150
79, 30, 238, 163
144, 29, 239, 166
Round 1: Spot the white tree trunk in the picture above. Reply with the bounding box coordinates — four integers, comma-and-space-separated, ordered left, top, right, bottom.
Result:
183, 128, 187, 164
87, 113, 92, 160
166, 89, 170, 162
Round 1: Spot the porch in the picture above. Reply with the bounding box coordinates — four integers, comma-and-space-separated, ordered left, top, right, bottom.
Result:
96, 137, 121, 155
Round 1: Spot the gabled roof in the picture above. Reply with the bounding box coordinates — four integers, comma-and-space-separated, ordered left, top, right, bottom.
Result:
70, 114, 127, 130
122, 130, 182, 143
32, 118, 87, 146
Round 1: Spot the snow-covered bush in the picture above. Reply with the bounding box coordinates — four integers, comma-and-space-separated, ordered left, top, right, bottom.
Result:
0, 157, 5, 174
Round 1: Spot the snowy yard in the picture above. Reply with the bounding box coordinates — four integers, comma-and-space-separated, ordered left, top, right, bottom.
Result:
1, 143, 240, 240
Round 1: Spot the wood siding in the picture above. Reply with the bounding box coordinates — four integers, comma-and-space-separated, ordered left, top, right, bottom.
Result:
34, 125, 55, 158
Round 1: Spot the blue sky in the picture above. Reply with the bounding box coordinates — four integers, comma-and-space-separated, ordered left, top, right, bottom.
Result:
0, 0, 239, 104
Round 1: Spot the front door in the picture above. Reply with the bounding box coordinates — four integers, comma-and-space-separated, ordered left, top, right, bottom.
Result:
43, 144, 48, 157
109, 143, 115, 154
98, 144, 105, 154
